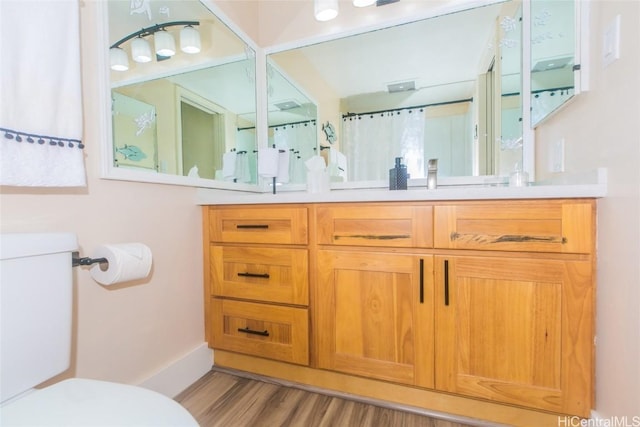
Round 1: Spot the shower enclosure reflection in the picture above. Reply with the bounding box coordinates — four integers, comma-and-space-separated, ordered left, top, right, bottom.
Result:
266, 61, 318, 185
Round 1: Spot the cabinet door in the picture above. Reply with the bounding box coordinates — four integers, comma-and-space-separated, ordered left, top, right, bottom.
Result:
434, 256, 593, 416
317, 250, 434, 388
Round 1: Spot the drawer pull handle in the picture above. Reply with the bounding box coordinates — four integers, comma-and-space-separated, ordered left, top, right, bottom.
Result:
444, 259, 450, 306
419, 258, 424, 304
237, 224, 269, 229
450, 232, 566, 245
238, 327, 269, 337
237, 272, 270, 279
335, 234, 410, 241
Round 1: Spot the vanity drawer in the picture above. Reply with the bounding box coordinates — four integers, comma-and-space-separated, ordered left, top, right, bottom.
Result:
210, 245, 308, 305
207, 206, 308, 245
316, 203, 433, 248
211, 299, 309, 365
434, 200, 594, 254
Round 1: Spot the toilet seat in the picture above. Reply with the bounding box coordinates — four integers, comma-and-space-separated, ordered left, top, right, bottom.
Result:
0, 378, 199, 426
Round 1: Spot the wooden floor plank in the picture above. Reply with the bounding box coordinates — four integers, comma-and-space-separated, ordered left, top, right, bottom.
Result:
175, 369, 477, 427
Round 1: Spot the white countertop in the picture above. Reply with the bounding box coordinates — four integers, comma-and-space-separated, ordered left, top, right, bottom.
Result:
195, 169, 607, 205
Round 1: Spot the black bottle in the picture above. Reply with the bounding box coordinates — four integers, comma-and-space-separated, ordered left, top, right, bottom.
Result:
389, 157, 408, 190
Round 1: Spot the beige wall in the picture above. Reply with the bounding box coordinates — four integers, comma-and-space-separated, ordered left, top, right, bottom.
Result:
535, 0, 640, 418
0, 1, 205, 386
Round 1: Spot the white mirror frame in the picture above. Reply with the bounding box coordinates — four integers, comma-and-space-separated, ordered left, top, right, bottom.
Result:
96, 0, 265, 191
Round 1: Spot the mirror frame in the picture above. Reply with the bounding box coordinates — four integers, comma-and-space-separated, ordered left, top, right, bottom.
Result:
264, 0, 536, 188
96, 0, 264, 191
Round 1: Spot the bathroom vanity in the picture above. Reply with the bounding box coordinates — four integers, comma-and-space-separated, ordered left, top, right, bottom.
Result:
201, 185, 600, 426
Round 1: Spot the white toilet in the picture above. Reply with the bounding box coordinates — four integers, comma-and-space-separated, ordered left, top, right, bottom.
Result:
0, 233, 199, 426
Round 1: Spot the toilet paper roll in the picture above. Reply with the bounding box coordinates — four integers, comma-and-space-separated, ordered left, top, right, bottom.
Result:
90, 243, 152, 286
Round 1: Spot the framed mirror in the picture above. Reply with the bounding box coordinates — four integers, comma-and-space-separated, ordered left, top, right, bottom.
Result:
102, 0, 260, 189
267, 1, 527, 187
530, 0, 581, 127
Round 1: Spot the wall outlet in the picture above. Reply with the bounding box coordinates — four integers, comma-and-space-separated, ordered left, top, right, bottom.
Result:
603, 15, 621, 67
549, 138, 565, 173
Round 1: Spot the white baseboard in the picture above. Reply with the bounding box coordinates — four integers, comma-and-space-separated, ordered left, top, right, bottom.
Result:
138, 343, 213, 398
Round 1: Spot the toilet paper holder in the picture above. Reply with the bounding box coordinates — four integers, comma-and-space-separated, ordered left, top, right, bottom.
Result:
71, 251, 108, 269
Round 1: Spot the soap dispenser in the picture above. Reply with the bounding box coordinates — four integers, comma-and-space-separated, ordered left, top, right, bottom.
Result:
389, 157, 408, 190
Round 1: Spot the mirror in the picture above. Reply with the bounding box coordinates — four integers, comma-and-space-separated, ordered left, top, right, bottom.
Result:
266, 62, 318, 185
530, 0, 577, 126
106, 0, 258, 187
497, 2, 524, 176
267, 1, 524, 185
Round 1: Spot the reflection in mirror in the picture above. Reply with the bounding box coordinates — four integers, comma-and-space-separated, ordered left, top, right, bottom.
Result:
268, 1, 524, 185
108, 0, 257, 184
497, 3, 524, 176
530, 0, 576, 126
266, 62, 318, 185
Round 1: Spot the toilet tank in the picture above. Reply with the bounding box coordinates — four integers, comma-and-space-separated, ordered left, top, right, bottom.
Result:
0, 233, 78, 404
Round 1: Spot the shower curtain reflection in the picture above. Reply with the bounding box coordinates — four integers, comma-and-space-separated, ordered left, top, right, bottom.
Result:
270, 121, 317, 184
342, 102, 473, 182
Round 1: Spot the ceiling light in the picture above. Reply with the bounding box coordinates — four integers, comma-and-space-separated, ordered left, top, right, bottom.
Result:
353, 0, 376, 7
180, 25, 201, 54
314, 0, 339, 21
109, 47, 129, 71
131, 37, 152, 63
154, 29, 176, 57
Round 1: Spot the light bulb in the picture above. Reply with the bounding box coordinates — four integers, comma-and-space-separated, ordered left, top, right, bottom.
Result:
314, 0, 339, 21
154, 29, 176, 57
109, 47, 129, 71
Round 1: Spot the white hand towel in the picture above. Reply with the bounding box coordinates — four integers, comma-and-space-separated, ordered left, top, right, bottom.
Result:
239, 153, 251, 183
0, 0, 86, 187
277, 150, 290, 184
258, 147, 279, 178
222, 151, 237, 179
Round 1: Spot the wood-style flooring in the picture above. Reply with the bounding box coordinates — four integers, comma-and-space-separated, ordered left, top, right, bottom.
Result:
175, 368, 482, 427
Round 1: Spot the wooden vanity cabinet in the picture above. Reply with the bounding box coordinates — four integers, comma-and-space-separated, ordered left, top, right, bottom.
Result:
203, 205, 310, 366
204, 199, 595, 420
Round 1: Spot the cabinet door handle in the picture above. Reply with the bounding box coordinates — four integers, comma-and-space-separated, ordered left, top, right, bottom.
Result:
236, 224, 269, 229
444, 259, 450, 306
237, 327, 270, 337
237, 272, 270, 279
419, 258, 424, 304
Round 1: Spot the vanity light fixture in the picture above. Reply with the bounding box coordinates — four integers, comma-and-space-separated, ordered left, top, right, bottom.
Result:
109, 21, 200, 71
314, 0, 339, 21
